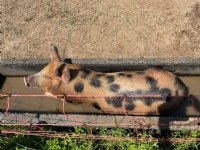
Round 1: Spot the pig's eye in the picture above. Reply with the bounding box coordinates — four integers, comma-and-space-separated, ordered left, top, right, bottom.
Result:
56, 63, 66, 77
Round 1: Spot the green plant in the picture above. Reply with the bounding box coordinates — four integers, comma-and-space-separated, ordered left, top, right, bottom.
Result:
171, 130, 200, 150
1, 126, 200, 150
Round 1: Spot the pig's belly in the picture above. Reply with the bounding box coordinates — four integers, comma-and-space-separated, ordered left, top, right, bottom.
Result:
97, 97, 183, 115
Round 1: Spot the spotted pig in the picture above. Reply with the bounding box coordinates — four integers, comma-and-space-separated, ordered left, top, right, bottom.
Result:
24, 44, 188, 115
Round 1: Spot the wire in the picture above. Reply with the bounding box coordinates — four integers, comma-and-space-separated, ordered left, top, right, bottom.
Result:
1, 92, 200, 143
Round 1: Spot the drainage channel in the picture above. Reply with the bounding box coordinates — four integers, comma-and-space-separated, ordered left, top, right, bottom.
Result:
0, 76, 200, 130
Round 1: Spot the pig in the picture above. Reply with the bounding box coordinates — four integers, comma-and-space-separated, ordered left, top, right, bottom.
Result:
24, 44, 189, 115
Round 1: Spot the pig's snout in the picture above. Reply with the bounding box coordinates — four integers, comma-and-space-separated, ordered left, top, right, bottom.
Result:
24, 76, 34, 87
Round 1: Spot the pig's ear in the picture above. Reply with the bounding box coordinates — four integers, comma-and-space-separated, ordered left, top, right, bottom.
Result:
49, 44, 61, 61
56, 63, 70, 83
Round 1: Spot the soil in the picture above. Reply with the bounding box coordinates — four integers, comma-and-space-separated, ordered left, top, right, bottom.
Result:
2, 0, 200, 59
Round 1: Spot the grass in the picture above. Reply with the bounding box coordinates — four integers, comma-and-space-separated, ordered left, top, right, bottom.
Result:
1, 126, 200, 150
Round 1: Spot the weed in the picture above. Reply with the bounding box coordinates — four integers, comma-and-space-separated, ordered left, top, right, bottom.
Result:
1, 126, 200, 150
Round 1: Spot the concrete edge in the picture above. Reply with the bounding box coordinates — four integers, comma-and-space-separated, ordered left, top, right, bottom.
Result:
1, 58, 200, 76
1, 112, 199, 130
2, 58, 200, 65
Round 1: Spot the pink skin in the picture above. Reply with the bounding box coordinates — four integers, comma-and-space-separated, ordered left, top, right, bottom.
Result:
24, 77, 57, 98
44, 92, 58, 99
23, 44, 70, 98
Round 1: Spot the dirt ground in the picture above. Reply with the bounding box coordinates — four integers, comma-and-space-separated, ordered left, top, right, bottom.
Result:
2, 0, 200, 59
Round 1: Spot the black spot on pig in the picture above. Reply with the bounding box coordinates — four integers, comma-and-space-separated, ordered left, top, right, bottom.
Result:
106, 75, 115, 83
74, 82, 84, 93
136, 71, 144, 74
90, 77, 101, 87
141, 98, 164, 106
105, 97, 123, 107
122, 90, 144, 95
118, 73, 126, 76
159, 88, 172, 102
105, 97, 135, 111
105, 97, 112, 104
126, 74, 132, 78
110, 84, 120, 92
124, 97, 135, 111
159, 88, 171, 97
141, 98, 154, 106
69, 69, 79, 81
118, 73, 132, 78
145, 76, 159, 92
174, 77, 188, 95
125, 104, 135, 111
81, 69, 91, 79
92, 102, 101, 110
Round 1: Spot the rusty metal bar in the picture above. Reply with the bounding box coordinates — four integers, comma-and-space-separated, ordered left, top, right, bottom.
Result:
2, 129, 200, 143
